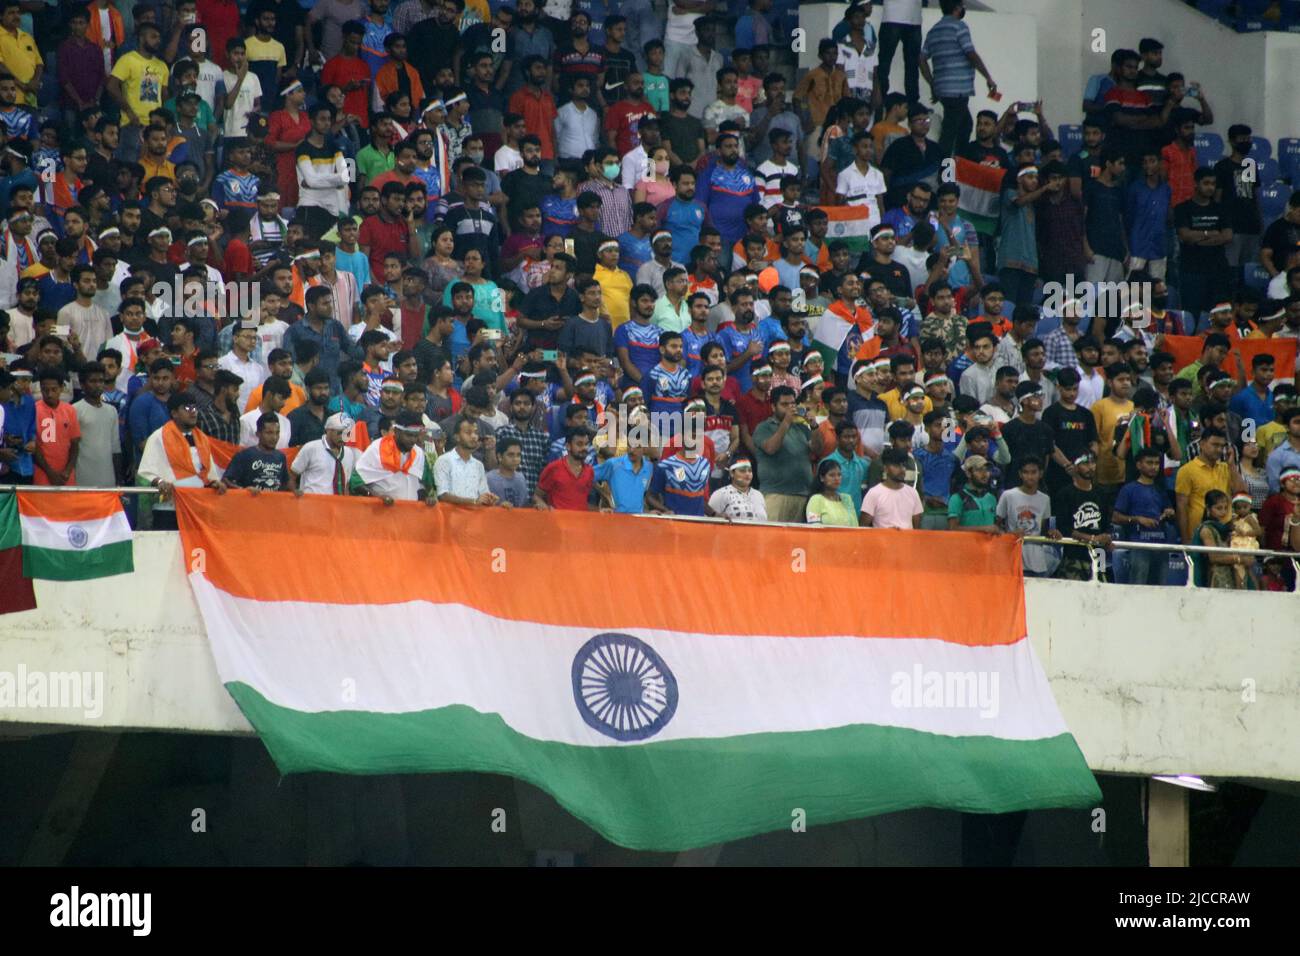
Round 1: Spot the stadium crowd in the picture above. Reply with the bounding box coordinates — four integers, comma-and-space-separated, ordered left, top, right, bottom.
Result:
0, 0, 1298, 589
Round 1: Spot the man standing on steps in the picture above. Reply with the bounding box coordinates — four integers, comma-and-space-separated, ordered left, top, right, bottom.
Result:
919, 0, 997, 159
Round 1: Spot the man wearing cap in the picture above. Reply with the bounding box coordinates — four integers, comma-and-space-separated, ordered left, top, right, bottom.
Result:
352, 409, 436, 503
137, 392, 224, 528
947, 453, 997, 533
290, 412, 360, 496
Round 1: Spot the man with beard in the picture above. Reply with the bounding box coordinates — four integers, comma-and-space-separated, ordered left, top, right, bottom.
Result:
194, 368, 244, 445
659, 78, 707, 168
507, 53, 558, 167
290, 411, 360, 495
655, 165, 710, 261
408, 0, 462, 93
136, 177, 177, 250
287, 367, 335, 447
107, 20, 168, 162
502, 136, 550, 226
697, 133, 759, 250
352, 409, 436, 503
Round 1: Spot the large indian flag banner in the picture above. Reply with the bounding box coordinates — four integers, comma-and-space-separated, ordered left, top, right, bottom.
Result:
816, 205, 874, 253
16, 491, 133, 581
176, 490, 1099, 851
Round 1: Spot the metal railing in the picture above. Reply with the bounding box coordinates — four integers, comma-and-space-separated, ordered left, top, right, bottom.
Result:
4, 485, 1298, 590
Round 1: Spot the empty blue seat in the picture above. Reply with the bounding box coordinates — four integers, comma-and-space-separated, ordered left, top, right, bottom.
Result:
1259, 183, 1288, 223
1194, 132, 1224, 167
1058, 124, 1083, 157
1238, 0, 1271, 15
1251, 135, 1272, 159
1279, 137, 1300, 180
1257, 157, 1281, 186
1196, 0, 1231, 15
1244, 263, 1271, 293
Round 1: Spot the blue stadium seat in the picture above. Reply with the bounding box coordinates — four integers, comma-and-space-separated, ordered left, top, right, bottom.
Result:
1251, 135, 1272, 160
1256, 157, 1281, 186
1282, 0, 1300, 27
1244, 262, 1271, 293
1259, 183, 1288, 223
1196, 0, 1231, 14
1058, 124, 1083, 157
1279, 137, 1300, 181
1238, 0, 1271, 14
1194, 132, 1224, 167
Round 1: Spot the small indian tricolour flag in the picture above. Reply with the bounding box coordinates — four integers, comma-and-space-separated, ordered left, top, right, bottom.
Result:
816, 205, 874, 253
954, 156, 1006, 235
17, 491, 134, 581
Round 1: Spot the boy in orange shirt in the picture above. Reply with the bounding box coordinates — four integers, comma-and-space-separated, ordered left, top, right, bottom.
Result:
33, 366, 81, 485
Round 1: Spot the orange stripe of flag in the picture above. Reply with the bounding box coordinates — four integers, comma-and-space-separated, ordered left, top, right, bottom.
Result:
174, 490, 1028, 646
16, 490, 123, 522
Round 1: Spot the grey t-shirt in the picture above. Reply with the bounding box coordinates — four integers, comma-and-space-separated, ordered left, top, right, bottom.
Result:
995, 487, 1058, 575
487, 468, 530, 507
72, 399, 121, 489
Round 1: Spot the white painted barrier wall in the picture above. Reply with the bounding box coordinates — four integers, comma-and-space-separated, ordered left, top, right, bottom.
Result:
2, 532, 1298, 782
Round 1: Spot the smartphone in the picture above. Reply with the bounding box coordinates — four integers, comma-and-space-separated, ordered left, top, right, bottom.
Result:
1187, 84, 1200, 97
541, 349, 558, 362
483, 328, 502, 341
54, 324, 70, 337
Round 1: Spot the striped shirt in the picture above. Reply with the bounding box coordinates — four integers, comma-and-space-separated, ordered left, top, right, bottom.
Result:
644, 361, 691, 422
613, 320, 662, 382
756, 159, 799, 209
921, 16, 976, 98
651, 452, 711, 516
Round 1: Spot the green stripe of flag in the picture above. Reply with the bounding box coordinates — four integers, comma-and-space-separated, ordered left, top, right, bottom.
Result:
22, 539, 134, 581
228, 683, 1102, 852
0, 495, 19, 551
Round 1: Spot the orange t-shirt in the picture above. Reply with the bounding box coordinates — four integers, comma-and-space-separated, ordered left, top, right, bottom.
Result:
244, 380, 307, 416
33, 399, 81, 484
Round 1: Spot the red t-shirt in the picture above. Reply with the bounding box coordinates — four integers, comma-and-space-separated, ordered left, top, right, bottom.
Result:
267, 109, 311, 207
537, 457, 593, 510
736, 389, 773, 437
321, 54, 372, 129
223, 236, 255, 280
197, 0, 241, 69
1259, 493, 1296, 551
33, 399, 81, 484
358, 213, 410, 280
603, 100, 657, 156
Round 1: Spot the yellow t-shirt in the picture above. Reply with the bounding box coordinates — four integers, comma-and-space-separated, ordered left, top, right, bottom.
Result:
594, 264, 633, 330
0, 27, 42, 104
1092, 396, 1134, 486
245, 35, 287, 67
110, 51, 169, 124
1175, 457, 1231, 534
880, 387, 933, 422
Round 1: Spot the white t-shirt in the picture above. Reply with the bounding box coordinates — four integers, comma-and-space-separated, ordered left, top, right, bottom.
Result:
256, 319, 290, 357
882, 0, 924, 26
291, 439, 359, 495
348, 321, 400, 345
218, 351, 269, 411
239, 409, 291, 448
494, 144, 523, 175
707, 485, 768, 521
860, 482, 923, 530
835, 163, 886, 229
665, 8, 702, 45
194, 59, 224, 114
222, 69, 262, 137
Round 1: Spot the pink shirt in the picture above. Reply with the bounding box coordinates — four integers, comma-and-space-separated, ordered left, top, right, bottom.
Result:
860, 482, 923, 530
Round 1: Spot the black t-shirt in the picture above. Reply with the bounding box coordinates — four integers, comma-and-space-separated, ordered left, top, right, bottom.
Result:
1084, 178, 1127, 259
956, 140, 1009, 169
1066, 149, 1100, 192
287, 403, 327, 448
1041, 402, 1097, 489
502, 167, 553, 224
409, 19, 462, 90
570, 226, 610, 278
521, 285, 582, 349
1213, 157, 1262, 235
1053, 481, 1107, 555
859, 257, 913, 298
880, 136, 943, 207
223, 446, 288, 490
659, 111, 706, 166
601, 48, 639, 96
1001, 417, 1056, 476
1261, 215, 1300, 270
247, 0, 304, 55
1174, 199, 1231, 272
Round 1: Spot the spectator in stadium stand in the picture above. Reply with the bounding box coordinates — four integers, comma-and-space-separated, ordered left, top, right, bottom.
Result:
534, 426, 595, 511
919, 0, 997, 159
752, 385, 813, 523
137, 392, 225, 529
222, 412, 290, 492
1175, 167, 1235, 324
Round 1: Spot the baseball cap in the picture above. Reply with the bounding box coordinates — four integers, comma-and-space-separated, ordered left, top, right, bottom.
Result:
962, 455, 989, 473
1015, 380, 1043, 399
325, 412, 353, 432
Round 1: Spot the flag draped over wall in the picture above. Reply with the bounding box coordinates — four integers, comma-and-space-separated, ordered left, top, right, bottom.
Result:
0, 492, 133, 600
177, 490, 1099, 851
